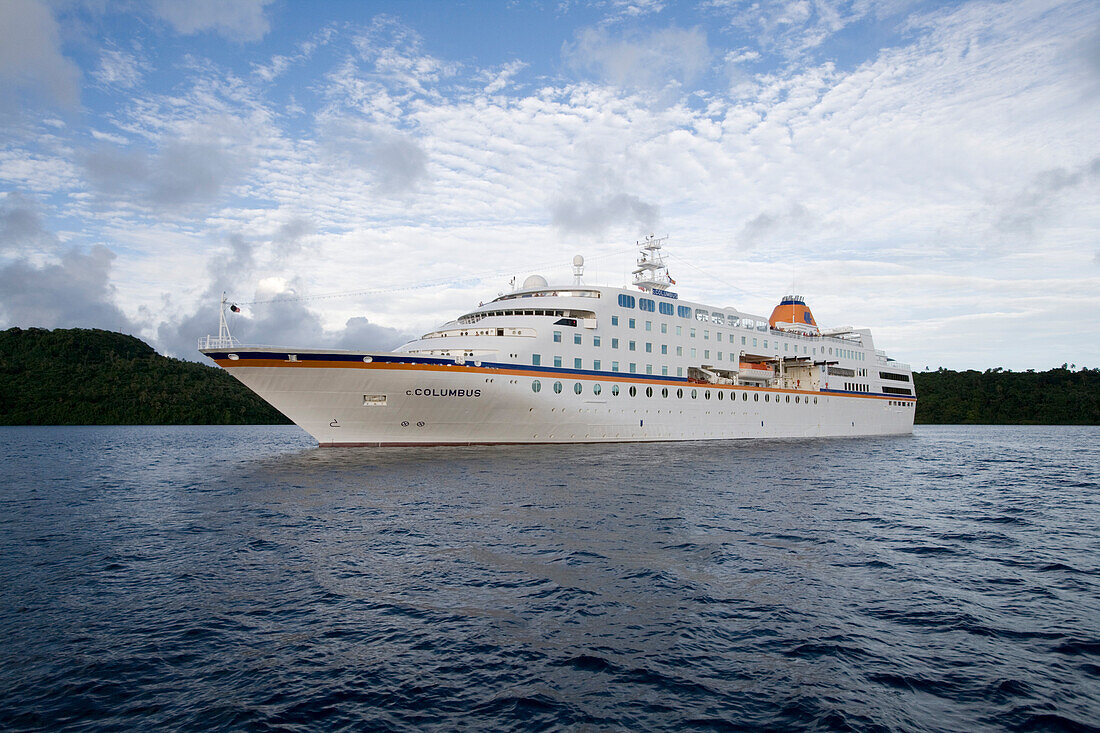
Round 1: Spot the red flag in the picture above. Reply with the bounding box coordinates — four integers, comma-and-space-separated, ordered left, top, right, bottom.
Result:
668, 273, 676, 285
230, 304, 240, 312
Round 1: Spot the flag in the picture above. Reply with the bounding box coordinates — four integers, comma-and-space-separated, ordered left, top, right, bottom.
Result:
668, 273, 676, 285
230, 304, 240, 313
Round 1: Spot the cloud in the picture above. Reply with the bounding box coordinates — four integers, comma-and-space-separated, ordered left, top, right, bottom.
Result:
272, 218, 315, 259
737, 203, 819, 250
0, 245, 141, 333
92, 46, 145, 89
704, 0, 879, 60
0, 0, 80, 110
83, 136, 251, 208
996, 157, 1100, 237
320, 118, 428, 194
0, 191, 56, 254
149, 0, 275, 42
551, 193, 659, 235
563, 25, 710, 95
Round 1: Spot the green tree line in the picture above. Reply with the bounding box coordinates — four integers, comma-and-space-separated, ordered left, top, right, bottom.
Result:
2, 327, 1097, 425
913, 366, 1100, 424
0, 327, 289, 425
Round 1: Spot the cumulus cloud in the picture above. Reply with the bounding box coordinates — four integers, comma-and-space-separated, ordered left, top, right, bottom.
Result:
320, 117, 428, 194
0, 0, 80, 111
0, 245, 141, 333
551, 193, 659, 235
737, 203, 819, 250
996, 157, 1100, 237
271, 218, 315, 259
149, 0, 275, 42
563, 25, 710, 95
83, 136, 251, 208
0, 191, 56, 253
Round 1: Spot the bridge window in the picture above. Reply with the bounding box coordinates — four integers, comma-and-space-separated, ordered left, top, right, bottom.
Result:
618, 294, 636, 308
677, 305, 692, 318
639, 298, 655, 312
659, 302, 674, 315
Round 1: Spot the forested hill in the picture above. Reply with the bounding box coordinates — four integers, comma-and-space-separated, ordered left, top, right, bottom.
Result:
0, 327, 289, 425
1, 327, 1097, 425
913, 367, 1100, 425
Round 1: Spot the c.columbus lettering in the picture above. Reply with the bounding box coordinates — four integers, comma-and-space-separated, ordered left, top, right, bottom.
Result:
406, 386, 483, 397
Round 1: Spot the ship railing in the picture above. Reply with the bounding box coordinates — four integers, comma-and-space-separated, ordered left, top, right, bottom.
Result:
198, 335, 240, 350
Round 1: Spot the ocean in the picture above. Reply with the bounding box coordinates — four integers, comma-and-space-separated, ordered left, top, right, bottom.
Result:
0, 425, 1097, 732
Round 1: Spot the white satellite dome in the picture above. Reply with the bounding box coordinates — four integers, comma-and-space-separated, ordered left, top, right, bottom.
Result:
522, 274, 548, 289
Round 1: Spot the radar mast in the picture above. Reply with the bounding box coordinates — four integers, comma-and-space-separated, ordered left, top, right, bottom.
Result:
632, 234, 674, 293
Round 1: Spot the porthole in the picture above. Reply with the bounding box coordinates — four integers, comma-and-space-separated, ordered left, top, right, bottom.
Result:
593, 383, 602, 395
553, 381, 562, 394
646, 386, 654, 398
532, 380, 541, 393
754, 393, 759, 402
612, 384, 620, 396
677, 388, 683, 399
785, 395, 790, 403
717, 391, 724, 400
742, 392, 748, 401
228, 353, 239, 360
705, 391, 711, 400
795, 395, 800, 404
629, 385, 637, 397
362, 356, 372, 363
691, 389, 697, 399
574, 382, 582, 394
814, 396, 818, 404
765, 394, 770, 402
661, 387, 668, 398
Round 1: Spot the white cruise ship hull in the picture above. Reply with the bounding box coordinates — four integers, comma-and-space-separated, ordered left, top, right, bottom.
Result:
202, 349, 915, 446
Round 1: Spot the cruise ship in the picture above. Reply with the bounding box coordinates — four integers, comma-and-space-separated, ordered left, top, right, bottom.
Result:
199, 237, 916, 445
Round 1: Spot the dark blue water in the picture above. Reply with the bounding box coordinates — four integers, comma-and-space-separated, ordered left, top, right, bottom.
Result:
1, 426, 1097, 732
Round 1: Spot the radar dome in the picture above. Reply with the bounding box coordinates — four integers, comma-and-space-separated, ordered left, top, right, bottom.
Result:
573, 255, 584, 267
522, 274, 548, 289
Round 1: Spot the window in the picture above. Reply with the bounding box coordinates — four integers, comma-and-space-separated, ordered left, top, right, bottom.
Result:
629, 318, 636, 329
593, 335, 601, 347
629, 341, 636, 351
629, 386, 637, 397
645, 342, 652, 353
574, 382, 582, 394
691, 348, 697, 358
677, 305, 692, 318
574, 358, 582, 369
741, 336, 746, 345
612, 384, 619, 395
661, 345, 667, 355
742, 392, 748, 401
612, 338, 619, 349
593, 383, 602, 395
690, 328, 696, 338
659, 302, 673, 315
704, 350, 710, 359
532, 354, 541, 366
593, 359, 601, 370
554, 356, 562, 367
676, 326, 682, 336
704, 330, 710, 340
639, 298, 655, 312
713, 313, 724, 324
661, 387, 668, 398
532, 380, 541, 392
646, 386, 654, 397
645, 321, 652, 331
717, 351, 723, 360
764, 340, 768, 349
696, 309, 708, 321
718, 391, 723, 400
574, 334, 582, 345
753, 338, 757, 347
676, 346, 683, 356
553, 331, 562, 343
677, 388, 683, 398
611, 315, 619, 326
677, 367, 683, 376
661, 365, 668, 376
629, 363, 636, 373
754, 393, 759, 401
618, 294, 636, 308
661, 323, 667, 334
611, 361, 619, 372
553, 381, 562, 393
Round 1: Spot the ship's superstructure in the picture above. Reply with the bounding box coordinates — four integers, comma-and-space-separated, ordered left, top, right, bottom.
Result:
200, 237, 915, 445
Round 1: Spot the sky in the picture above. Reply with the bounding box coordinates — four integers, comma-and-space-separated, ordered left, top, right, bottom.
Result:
0, 0, 1097, 371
